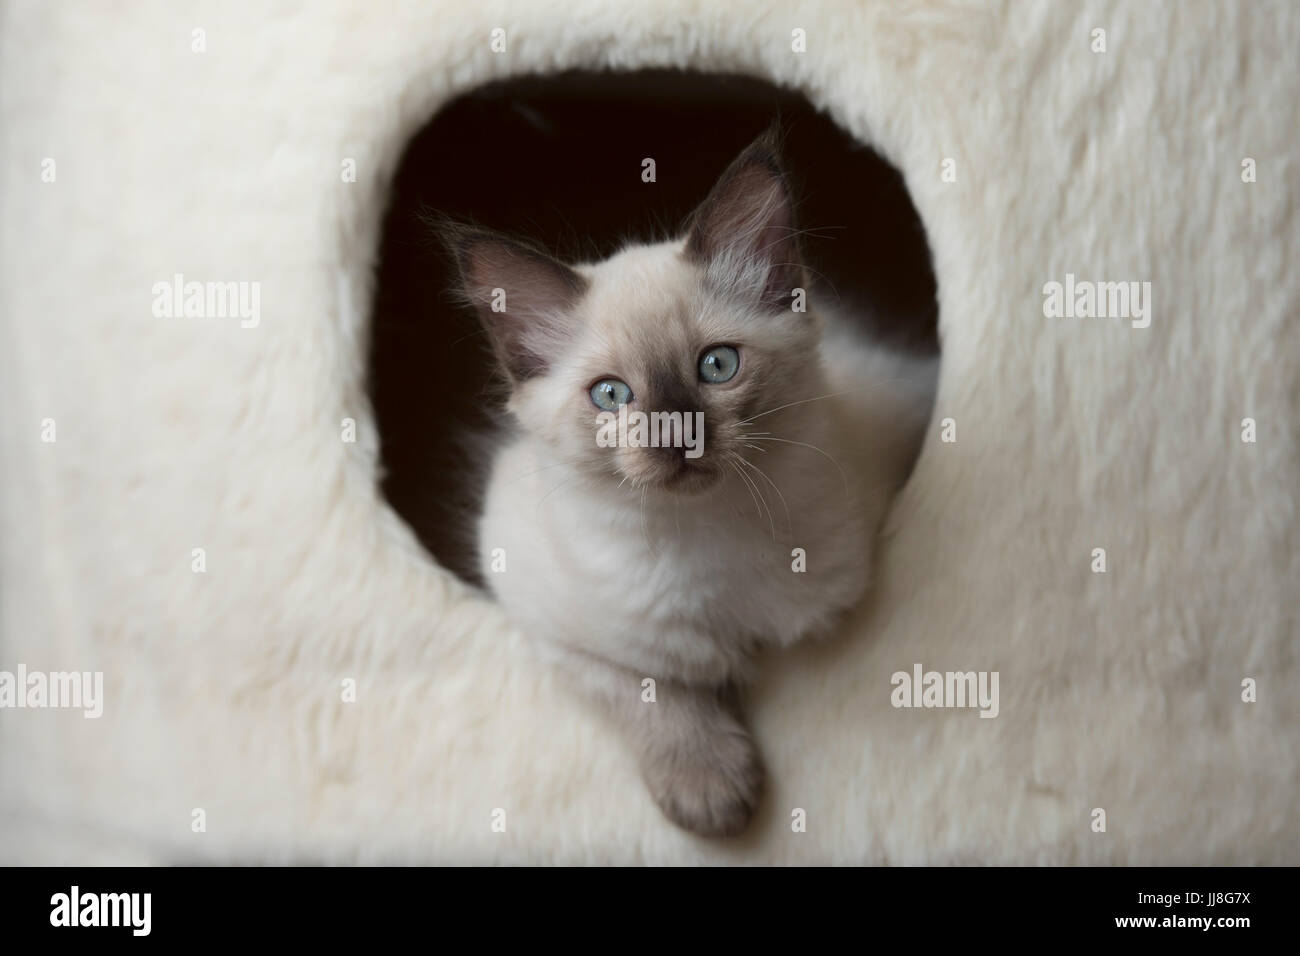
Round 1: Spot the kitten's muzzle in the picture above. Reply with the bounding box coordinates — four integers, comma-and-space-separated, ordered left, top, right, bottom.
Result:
648, 446, 718, 492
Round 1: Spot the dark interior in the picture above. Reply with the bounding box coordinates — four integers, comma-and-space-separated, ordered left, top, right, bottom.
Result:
367, 70, 939, 583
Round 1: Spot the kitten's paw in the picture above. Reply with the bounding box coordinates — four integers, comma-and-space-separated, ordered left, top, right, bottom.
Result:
642, 717, 764, 838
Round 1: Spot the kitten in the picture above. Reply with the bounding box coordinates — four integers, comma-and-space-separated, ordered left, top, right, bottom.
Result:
445, 133, 936, 837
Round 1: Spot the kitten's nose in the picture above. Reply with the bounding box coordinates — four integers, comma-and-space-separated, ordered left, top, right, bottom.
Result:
656, 406, 698, 449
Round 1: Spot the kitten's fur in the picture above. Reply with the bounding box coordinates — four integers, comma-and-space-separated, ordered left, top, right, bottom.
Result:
445, 134, 936, 837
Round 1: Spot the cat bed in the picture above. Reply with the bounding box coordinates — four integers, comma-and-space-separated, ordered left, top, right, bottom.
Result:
2, 2, 1296, 863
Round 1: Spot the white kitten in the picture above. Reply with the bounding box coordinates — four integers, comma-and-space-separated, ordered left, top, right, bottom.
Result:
447, 134, 936, 836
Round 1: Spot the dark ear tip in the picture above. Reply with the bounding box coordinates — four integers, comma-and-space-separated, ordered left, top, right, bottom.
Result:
433, 220, 489, 255
742, 124, 788, 167
435, 221, 589, 301
423, 214, 477, 265
427, 219, 514, 280
713, 129, 790, 197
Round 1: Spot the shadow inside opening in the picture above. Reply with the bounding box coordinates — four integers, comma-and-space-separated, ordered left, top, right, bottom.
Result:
368, 69, 939, 584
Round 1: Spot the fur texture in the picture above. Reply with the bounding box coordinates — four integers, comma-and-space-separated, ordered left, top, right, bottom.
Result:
1, 0, 1297, 863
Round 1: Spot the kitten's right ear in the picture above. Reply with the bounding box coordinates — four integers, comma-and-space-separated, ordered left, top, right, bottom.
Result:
440, 223, 588, 382
685, 129, 801, 310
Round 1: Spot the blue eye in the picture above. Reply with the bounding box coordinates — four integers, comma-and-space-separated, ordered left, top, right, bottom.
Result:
590, 378, 633, 410
698, 345, 739, 383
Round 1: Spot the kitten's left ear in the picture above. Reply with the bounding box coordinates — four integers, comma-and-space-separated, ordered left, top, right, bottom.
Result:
685, 131, 802, 309
440, 223, 588, 383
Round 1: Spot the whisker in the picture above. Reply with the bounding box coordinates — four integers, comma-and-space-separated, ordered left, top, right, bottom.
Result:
730, 454, 775, 541
736, 455, 792, 537
507, 454, 601, 485
736, 389, 860, 426
535, 474, 578, 516
746, 435, 851, 498
728, 460, 765, 528
736, 377, 923, 428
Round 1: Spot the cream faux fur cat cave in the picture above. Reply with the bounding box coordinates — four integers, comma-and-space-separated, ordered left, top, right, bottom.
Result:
1, 0, 1296, 864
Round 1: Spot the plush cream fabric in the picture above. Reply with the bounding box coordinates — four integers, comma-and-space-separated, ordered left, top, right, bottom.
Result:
2, 0, 1296, 863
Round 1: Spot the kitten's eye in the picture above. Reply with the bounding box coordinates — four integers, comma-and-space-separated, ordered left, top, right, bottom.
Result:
698, 345, 740, 383
590, 378, 633, 411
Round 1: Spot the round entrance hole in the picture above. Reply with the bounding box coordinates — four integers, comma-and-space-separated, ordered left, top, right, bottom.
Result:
368, 69, 939, 584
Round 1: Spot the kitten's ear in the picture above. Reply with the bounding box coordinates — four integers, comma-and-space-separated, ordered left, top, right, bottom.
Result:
443, 224, 588, 382
685, 131, 802, 309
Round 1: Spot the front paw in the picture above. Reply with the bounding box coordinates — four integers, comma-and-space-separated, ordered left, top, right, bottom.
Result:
641, 716, 764, 838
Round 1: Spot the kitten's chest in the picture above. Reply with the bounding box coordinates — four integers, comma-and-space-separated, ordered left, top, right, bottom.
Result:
558, 481, 867, 643
484, 443, 870, 678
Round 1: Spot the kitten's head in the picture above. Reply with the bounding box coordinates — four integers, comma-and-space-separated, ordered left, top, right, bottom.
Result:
446, 133, 823, 495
